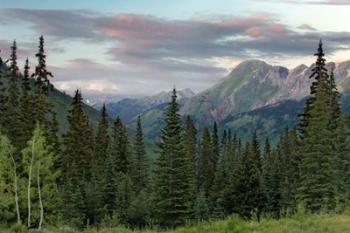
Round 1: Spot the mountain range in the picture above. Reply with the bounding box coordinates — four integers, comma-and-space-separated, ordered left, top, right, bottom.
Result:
99, 59, 350, 142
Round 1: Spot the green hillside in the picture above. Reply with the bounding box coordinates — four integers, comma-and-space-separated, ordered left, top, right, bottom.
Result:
49, 88, 101, 133
0, 64, 101, 133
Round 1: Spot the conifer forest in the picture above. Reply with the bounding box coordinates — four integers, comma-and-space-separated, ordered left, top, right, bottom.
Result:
0, 35, 350, 233
2, 1, 350, 232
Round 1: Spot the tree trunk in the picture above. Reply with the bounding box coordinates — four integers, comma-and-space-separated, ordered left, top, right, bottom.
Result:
10, 152, 20, 224
27, 137, 36, 228
37, 167, 43, 230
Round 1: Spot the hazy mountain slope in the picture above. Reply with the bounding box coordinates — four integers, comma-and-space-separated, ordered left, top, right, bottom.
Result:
104, 88, 195, 121
180, 60, 350, 125
49, 88, 101, 133
127, 59, 350, 141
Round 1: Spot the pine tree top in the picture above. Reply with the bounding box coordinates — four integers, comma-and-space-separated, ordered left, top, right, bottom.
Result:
9, 40, 19, 76
33, 35, 53, 95
311, 39, 328, 81
73, 89, 83, 105
23, 58, 31, 92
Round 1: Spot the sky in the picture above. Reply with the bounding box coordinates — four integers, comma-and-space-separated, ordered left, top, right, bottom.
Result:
0, 0, 350, 98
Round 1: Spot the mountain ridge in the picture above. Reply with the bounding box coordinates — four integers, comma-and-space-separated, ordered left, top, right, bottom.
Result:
107, 59, 350, 141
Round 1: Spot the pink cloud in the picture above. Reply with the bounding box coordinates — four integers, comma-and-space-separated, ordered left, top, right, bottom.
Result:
268, 23, 288, 34
246, 27, 263, 37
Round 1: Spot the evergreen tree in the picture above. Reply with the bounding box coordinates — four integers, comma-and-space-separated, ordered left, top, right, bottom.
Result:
0, 50, 8, 129
194, 191, 209, 221
183, 116, 197, 210
32, 35, 53, 125
263, 142, 282, 218
4, 40, 22, 149
232, 144, 262, 219
298, 42, 336, 212
20, 58, 35, 149
95, 104, 110, 164
0, 134, 20, 223
102, 155, 118, 218
328, 70, 341, 132
152, 89, 193, 227
334, 117, 350, 210
32, 36, 53, 95
62, 90, 94, 181
61, 181, 85, 228
131, 115, 148, 195
298, 40, 329, 139
198, 128, 215, 198
83, 165, 104, 226
115, 174, 133, 225
224, 143, 263, 219
251, 130, 262, 171
47, 112, 60, 159
279, 128, 300, 214
111, 117, 129, 174
212, 122, 220, 168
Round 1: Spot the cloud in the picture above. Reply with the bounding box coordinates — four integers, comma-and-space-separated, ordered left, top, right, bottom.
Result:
1, 8, 350, 96
51, 58, 224, 97
298, 24, 317, 31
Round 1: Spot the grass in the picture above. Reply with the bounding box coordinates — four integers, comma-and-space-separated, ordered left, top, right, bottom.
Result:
3, 212, 350, 233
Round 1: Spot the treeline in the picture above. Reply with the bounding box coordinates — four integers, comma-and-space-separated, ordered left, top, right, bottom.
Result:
0, 38, 350, 231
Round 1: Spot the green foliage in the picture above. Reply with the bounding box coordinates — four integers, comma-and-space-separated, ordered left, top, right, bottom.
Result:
3, 40, 23, 149
0, 134, 17, 223
22, 124, 60, 227
102, 155, 118, 218
197, 128, 215, 198
62, 89, 94, 181
194, 191, 209, 221
111, 117, 129, 174
131, 115, 148, 195
297, 41, 337, 212
115, 174, 134, 225
152, 89, 193, 227
94, 104, 110, 163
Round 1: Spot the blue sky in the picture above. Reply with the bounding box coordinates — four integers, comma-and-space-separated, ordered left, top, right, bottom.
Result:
0, 0, 350, 97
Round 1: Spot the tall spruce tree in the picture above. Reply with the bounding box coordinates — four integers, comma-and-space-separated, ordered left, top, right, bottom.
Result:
32, 35, 53, 125
62, 89, 94, 181
95, 104, 110, 163
198, 128, 215, 198
20, 58, 35, 148
298, 40, 329, 139
152, 88, 193, 227
0, 50, 7, 129
4, 40, 22, 149
111, 117, 129, 174
131, 115, 148, 195
298, 41, 337, 212
183, 115, 197, 211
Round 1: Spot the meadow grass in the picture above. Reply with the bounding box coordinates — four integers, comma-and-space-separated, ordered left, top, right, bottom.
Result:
3, 211, 350, 233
